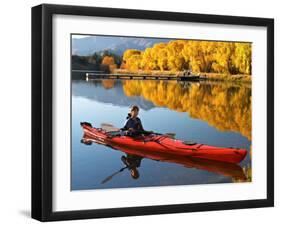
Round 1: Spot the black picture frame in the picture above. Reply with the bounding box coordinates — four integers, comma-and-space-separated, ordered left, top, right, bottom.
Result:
32, 3, 274, 222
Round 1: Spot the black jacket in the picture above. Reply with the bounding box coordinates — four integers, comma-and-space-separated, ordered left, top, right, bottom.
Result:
121, 115, 144, 135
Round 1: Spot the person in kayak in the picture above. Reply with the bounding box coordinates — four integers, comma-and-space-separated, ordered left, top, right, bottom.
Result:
120, 105, 144, 137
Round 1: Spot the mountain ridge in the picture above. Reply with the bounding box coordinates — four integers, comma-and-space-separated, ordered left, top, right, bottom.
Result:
72, 35, 171, 56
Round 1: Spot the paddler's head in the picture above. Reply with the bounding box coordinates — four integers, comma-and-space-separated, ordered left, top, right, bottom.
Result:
130, 105, 139, 118
130, 168, 140, 179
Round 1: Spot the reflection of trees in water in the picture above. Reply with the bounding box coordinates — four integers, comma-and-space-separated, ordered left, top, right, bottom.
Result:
233, 165, 251, 182
122, 80, 251, 141
101, 79, 116, 89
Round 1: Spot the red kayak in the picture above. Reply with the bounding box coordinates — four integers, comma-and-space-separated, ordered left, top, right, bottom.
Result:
80, 122, 247, 164
82, 134, 247, 181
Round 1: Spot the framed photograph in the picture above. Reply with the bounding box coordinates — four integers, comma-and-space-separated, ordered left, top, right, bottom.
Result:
32, 4, 274, 221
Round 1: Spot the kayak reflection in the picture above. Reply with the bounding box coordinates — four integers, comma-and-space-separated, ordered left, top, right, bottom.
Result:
81, 134, 247, 182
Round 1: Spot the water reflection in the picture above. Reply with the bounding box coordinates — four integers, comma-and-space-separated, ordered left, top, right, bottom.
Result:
72, 79, 155, 110
122, 80, 251, 140
74, 79, 251, 141
72, 79, 252, 190
81, 134, 248, 182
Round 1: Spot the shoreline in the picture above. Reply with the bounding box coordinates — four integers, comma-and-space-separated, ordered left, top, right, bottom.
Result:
113, 69, 252, 83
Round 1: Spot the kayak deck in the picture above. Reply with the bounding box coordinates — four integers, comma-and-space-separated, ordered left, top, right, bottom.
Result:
81, 122, 247, 164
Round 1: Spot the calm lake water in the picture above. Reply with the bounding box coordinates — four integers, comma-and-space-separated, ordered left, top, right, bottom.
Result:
71, 78, 251, 190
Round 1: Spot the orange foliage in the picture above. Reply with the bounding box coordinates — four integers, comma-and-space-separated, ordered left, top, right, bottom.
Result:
122, 80, 251, 140
101, 56, 117, 72
122, 41, 252, 75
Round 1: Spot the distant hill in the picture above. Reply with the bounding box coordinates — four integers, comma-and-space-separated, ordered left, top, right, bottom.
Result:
72, 35, 171, 56
72, 55, 100, 70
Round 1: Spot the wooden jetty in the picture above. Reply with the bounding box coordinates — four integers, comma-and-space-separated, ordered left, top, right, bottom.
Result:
85, 73, 201, 81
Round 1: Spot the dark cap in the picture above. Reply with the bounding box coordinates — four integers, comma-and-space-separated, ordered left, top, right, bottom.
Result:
130, 105, 139, 112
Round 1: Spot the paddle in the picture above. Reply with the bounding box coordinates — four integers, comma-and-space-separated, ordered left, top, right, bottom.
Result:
101, 166, 128, 184
101, 123, 176, 138
162, 133, 176, 138
101, 123, 120, 132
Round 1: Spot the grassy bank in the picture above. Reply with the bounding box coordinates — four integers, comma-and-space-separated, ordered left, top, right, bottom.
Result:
113, 69, 252, 83
113, 69, 178, 76
200, 73, 252, 83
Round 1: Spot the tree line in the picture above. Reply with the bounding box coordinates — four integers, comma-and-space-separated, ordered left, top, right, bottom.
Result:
72, 50, 122, 72
122, 40, 252, 75
72, 40, 251, 75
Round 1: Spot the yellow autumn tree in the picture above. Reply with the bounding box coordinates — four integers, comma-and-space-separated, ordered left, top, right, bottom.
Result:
100, 56, 117, 72
121, 40, 252, 75
123, 49, 141, 69
232, 43, 252, 74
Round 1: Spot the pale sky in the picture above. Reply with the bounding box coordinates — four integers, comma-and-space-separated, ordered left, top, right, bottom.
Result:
72, 35, 91, 39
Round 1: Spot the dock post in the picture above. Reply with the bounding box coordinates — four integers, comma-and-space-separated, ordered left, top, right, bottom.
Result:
86, 73, 89, 81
